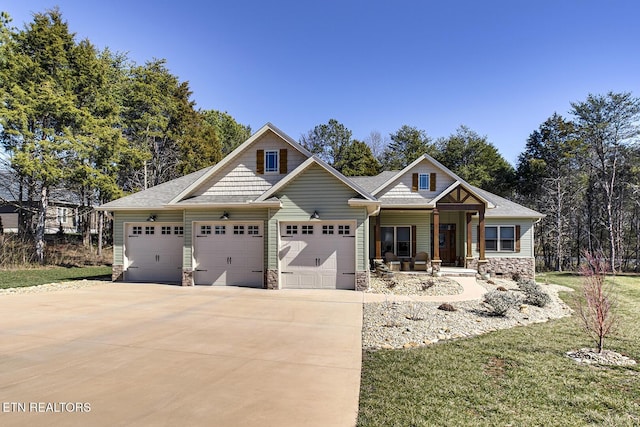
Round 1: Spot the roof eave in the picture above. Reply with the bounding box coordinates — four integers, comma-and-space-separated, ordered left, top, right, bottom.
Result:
347, 199, 381, 216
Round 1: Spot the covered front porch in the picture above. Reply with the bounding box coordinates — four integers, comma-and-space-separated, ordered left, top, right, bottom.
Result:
370, 186, 489, 275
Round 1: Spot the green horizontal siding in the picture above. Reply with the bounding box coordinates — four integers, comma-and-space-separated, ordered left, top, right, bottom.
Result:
267, 165, 368, 270
377, 210, 431, 254
472, 218, 535, 258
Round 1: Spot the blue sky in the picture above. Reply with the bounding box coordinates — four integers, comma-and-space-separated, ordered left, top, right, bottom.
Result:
3, 0, 640, 165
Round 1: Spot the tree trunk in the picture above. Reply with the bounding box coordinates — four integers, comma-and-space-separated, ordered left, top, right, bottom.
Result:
35, 185, 48, 264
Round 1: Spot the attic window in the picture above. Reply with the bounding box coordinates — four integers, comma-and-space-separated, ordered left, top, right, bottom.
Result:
265, 150, 278, 173
418, 174, 429, 190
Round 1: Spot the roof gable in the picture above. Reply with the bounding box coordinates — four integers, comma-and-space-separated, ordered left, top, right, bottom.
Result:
371, 153, 466, 196
256, 156, 376, 202
169, 123, 312, 204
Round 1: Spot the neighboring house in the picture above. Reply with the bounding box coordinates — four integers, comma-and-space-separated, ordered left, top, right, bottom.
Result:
98, 123, 543, 290
0, 172, 95, 235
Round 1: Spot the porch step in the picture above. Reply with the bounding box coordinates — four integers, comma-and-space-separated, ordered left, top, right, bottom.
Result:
438, 268, 477, 278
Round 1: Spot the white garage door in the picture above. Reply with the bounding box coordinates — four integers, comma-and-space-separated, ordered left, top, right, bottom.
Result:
280, 222, 356, 290
193, 222, 264, 287
125, 223, 184, 283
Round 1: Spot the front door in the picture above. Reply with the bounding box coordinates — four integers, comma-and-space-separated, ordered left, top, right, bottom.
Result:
439, 224, 456, 265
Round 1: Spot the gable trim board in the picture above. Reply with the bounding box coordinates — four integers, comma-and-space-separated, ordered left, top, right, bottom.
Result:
100, 123, 544, 287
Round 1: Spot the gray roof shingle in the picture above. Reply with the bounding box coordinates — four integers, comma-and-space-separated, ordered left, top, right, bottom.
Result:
349, 171, 398, 193
99, 166, 214, 209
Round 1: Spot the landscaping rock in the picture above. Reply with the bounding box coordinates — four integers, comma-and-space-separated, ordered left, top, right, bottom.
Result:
363, 280, 573, 350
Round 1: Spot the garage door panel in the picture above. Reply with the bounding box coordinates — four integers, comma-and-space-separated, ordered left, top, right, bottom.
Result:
125, 224, 183, 283
280, 222, 355, 290
193, 222, 263, 287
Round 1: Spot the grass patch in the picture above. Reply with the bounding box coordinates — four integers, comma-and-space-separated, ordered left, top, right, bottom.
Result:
358, 273, 640, 426
0, 266, 112, 289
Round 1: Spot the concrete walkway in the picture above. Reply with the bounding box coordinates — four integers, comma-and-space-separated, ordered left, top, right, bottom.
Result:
362, 276, 487, 303
0, 284, 363, 427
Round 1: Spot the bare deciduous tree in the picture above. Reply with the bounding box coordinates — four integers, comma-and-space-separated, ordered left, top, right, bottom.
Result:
576, 251, 617, 353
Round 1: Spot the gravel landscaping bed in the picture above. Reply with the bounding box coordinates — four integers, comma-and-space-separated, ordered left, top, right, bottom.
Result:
0, 279, 109, 295
363, 278, 574, 350
367, 273, 463, 296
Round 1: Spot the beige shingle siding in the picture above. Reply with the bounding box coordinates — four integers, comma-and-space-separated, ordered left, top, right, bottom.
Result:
472, 218, 535, 258
378, 161, 455, 201
195, 131, 308, 199
113, 211, 184, 265
267, 164, 368, 271
183, 208, 268, 269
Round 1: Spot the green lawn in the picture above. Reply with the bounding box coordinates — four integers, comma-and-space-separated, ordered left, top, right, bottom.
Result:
358, 272, 640, 426
0, 266, 112, 289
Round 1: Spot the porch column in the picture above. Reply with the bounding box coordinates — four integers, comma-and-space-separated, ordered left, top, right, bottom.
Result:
478, 205, 486, 261
374, 214, 382, 260
432, 208, 442, 274
477, 204, 488, 276
466, 212, 473, 258
433, 209, 440, 261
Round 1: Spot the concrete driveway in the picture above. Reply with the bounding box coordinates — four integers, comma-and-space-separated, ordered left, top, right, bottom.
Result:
0, 283, 363, 426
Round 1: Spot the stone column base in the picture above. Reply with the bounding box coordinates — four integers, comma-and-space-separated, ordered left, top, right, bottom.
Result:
431, 259, 442, 275
477, 259, 489, 278
355, 271, 369, 291
182, 269, 194, 286
266, 269, 279, 289
112, 264, 124, 282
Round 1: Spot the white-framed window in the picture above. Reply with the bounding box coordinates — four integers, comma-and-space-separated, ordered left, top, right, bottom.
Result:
248, 225, 260, 235
145, 226, 155, 235
338, 225, 351, 235
286, 225, 298, 235
233, 225, 245, 235
215, 225, 226, 235
132, 226, 142, 235
418, 173, 429, 190
381, 226, 411, 257
174, 226, 184, 235
161, 226, 171, 235
57, 207, 68, 224
265, 150, 279, 173
322, 225, 334, 235
302, 225, 313, 235
200, 225, 212, 235
485, 226, 515, 252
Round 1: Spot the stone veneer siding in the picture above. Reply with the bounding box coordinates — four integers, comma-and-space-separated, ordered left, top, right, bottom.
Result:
355, 271, 369, 291
467, 257, 535, 280
182, 269, 194, 286
112, 265, 124, 282
266, 269, 279, 289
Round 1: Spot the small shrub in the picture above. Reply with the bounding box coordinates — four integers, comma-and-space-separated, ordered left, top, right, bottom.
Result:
438, 303, 456, 312
483, 290, 521, 316
487, 279, 495, 285
518, 279, 551, 307
526, 288, 551, 307
405, 303, 427, 320
511, 271, 522, 282
496, 286, 508, 292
